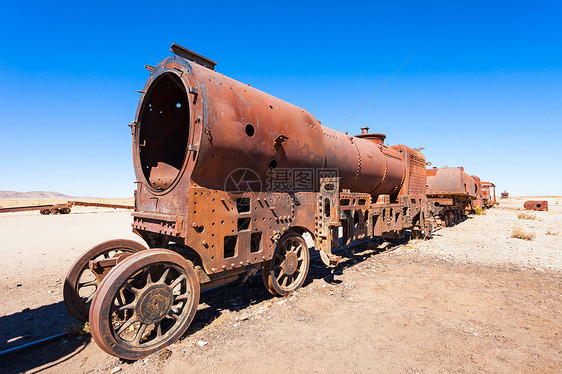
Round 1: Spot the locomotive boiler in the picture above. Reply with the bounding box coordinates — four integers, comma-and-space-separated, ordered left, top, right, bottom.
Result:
63, 44, 433, 359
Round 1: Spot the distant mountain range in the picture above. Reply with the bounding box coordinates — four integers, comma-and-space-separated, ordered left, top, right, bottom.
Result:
0, 191, 73, 199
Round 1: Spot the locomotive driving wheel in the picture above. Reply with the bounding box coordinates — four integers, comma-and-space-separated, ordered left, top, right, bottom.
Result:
89, 249, 200, 360
63, 239, 147, 322
262, 232, 310, 296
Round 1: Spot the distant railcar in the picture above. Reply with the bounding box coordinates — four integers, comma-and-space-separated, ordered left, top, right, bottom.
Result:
426, 166, 478, 226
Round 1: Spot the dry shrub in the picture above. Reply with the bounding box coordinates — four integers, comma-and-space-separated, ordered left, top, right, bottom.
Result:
474, 207, 484, 215
546, 228, 559, 236
517, 212, 536, 220
511, 227, 536, 241
64, 322, 90, 336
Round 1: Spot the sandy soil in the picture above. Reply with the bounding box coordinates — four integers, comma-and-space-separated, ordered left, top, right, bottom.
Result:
413, 197, 562, 271
0, 197, 560, 373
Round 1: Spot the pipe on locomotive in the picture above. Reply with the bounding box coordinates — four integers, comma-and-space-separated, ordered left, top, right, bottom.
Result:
132, 45, 406, 213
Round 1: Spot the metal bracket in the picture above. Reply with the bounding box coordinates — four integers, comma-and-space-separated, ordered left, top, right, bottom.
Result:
171, 43, 217, 70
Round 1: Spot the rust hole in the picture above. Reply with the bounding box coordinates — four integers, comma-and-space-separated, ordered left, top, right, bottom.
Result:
245, 124, 255, 137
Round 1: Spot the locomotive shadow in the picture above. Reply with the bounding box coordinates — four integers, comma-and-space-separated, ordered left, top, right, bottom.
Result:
184, 238, 405, 340
0, 301, 90, 374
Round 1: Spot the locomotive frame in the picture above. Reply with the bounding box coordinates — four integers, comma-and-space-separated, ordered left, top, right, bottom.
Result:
62, 44, 493, 360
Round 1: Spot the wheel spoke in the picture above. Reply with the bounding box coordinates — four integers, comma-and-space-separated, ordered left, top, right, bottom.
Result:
116, 290, 127, 307
145, 268, 153, 285
156, 322, 163, 337
158, 268, 171, 284
79, 279, 97, 288
134, 323, 149, 344
85, 291, 96, 304
290, 242, 297, 253
123, 282, 139, 294
117, 315, 137, 335
170, 275, 186, 289
118, 301, 137, 311
175, 292, 190, 302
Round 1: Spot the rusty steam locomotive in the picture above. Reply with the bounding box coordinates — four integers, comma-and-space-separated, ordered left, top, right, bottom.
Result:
63, 44, 496, 359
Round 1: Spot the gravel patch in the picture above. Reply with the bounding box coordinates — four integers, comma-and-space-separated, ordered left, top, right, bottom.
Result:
410, 197, 562, 271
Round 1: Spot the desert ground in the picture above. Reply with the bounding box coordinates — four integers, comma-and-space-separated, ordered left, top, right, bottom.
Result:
0, 197, 560, 373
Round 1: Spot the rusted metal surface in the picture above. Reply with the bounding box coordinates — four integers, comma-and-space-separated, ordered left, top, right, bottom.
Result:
262, 232, 310, 296
524, 200, 548, 211
470, 175, 484, 210
132, 61, 406, 214
481, 181, 497, 208
89, 249, 200, 360
426, 166, 477, 225
79, 43, 438, 359
426, 167, 477, 198
63, 239, 147, 322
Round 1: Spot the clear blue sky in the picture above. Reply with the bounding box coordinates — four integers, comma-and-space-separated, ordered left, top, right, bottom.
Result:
1, 1, 560, 197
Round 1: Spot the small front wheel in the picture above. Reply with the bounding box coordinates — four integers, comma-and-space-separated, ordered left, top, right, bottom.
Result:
63, 239, 146, 322
89, 249, 200, 360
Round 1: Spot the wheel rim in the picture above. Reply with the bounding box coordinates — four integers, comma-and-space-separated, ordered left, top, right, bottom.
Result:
90, 249, 200, 360
272, 238, 306, 290
263, 233, 309, 296
109, 263, 192, 349
63, 239, 146, 322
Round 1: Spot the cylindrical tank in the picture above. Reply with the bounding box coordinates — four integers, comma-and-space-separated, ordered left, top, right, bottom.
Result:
426, 167, 476, 197
133, 55, 406, 206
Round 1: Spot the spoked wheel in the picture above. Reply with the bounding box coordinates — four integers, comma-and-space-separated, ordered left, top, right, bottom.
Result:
63, 239, 147, 322
89, 249, 200, 360
262, 232, 309, 296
